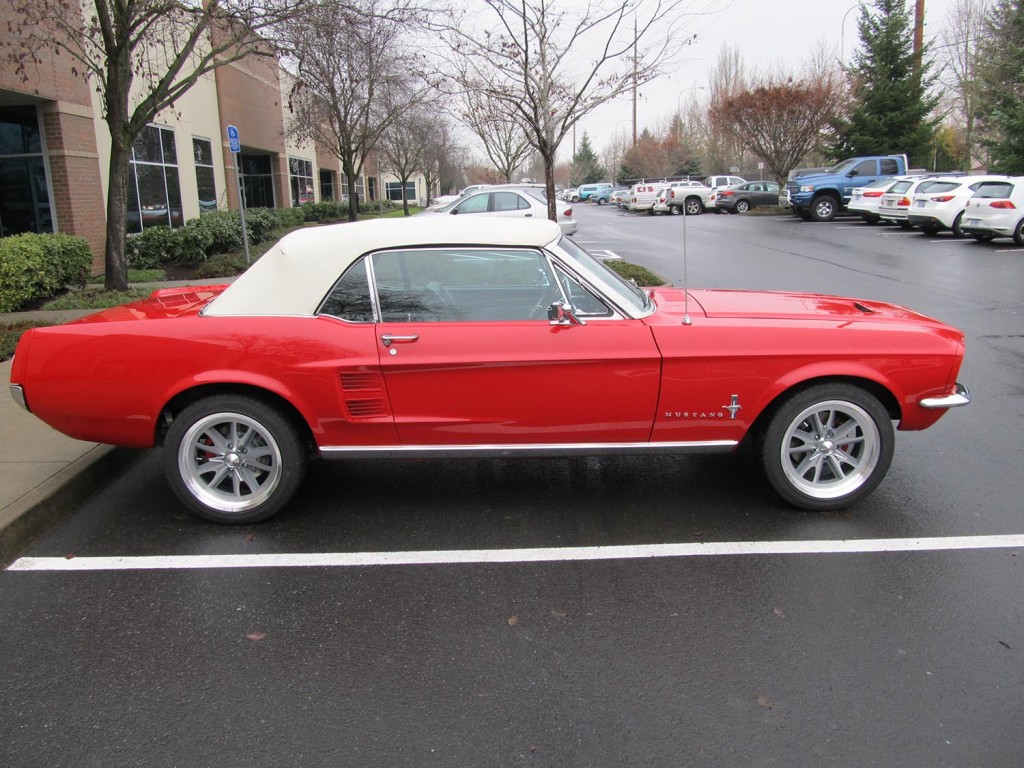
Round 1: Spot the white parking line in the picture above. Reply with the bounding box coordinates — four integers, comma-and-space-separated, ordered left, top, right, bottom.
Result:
9, 534, 1023, 571
995, 248, 1024, 252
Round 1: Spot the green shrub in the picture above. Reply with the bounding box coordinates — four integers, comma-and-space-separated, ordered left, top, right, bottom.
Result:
301, 201, 347, 222
240, 207, 278, 244
192, 252, 252, 279
0, 233, 93, 312
606, 260, 666, 286
186, 211, 243, 255
126, 225, 207, 266
271, 207, 305, 229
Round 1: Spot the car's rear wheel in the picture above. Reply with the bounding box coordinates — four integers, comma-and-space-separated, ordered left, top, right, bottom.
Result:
1013, 218, 1024, 246
971, 233, 995, 242
164, 395, 306, 524
919, 223, 940, 235
684, 197, 703, 216
735, 200, 751, 213
596, 198, 606, 206
760, 384, 894, 511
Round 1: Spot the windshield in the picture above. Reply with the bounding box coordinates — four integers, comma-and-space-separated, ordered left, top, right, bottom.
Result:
826, 159, 856, 175
552, 236, 651, 316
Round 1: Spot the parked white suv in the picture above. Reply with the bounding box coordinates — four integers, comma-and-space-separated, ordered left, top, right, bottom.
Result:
960, 177, 1024, 243
907, 174, 1013, 237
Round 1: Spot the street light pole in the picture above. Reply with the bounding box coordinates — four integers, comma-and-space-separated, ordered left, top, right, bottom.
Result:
840, 3, 864, 64
676, 86, 705, 143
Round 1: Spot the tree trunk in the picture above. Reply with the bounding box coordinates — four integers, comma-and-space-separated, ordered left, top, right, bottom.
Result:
104, 140, 132, 292
541, 147, 558, 222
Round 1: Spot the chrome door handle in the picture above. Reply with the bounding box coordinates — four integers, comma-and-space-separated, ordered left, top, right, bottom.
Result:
380, 334, 419, 347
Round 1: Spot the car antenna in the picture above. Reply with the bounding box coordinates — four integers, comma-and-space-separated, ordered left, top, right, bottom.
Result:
682, 199, 692, 325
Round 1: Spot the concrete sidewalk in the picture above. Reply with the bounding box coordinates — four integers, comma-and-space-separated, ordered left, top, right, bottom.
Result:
0, 281, 227, 566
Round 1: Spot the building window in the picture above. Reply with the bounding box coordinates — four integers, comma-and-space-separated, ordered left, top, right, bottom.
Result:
193, 138, 217, 212
239, 154, 275, 209
385, 181, 416, 202
289, 157, 314, 206
0, 105, 53, 237
127, 124, 183, 233
319, 169, 335, 201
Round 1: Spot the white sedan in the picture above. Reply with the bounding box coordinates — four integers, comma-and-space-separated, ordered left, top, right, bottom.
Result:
430, 186, 578, 236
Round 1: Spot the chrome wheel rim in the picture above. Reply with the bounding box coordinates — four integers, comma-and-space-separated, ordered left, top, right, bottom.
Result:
178, 411, 283, 513
686, 200, 700, 215
780, 400, 880, 500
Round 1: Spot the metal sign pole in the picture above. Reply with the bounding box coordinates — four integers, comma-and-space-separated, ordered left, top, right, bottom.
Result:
227, 125, 251, 264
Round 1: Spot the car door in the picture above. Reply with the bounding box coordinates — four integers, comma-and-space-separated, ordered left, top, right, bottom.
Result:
368, 246, 662, 446
489, 190, 536, 221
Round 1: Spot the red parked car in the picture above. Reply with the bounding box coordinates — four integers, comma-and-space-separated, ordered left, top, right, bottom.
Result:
9, 218, 970, 523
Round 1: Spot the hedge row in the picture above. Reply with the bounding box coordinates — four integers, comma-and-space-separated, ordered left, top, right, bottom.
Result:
0, 233, 92, 312
126, 200, 408, 269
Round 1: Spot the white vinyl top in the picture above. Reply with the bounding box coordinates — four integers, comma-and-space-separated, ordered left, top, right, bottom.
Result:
204, 216, 563, 316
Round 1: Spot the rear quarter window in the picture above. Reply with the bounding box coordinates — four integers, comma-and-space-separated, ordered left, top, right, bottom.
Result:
972, 182, 1015, 198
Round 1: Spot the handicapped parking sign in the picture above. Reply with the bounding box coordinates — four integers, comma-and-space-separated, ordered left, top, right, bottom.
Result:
227, 125, 240, 153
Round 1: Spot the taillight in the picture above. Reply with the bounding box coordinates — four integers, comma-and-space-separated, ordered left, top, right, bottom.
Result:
929, 195, 955, 202
721, 190, 735, 197
898, 196, 911, 207
989, 200, 1016, 209
865, 190, 884, 198
564, 207, 573, 216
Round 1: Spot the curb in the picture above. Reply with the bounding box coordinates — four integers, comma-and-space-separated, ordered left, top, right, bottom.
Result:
0, 445, 142, 568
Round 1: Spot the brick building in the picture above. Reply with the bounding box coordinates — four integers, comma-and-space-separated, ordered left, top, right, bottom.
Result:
0, 10, 432, 267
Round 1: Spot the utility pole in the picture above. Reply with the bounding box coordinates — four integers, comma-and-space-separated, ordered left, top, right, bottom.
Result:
913, 0, 925, 71
631, 17, 637, 146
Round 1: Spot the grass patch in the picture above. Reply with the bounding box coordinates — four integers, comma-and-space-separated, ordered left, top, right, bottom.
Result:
1, 320, 58, 362
606, 260, 666, 286
40, 287, 152, 311
358, 206, 423, 219
89, 268, 166, 284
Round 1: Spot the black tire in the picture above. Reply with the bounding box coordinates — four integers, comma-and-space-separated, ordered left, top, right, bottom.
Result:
919, 224, 940, 236
759, 384, 894, 511
684, 197, 703, 216
862, 214, 881, 225
1014, 218, 1024, 246
669, 205, 682, 215
735, 200, 751, 214
971, 233, 995, 242
951, 211, 966, 238
164, 395, 307, 524
596, 198, 606, 206
810, 195, 839, 222
798, 209, 813, 221
897, 220, 913, 230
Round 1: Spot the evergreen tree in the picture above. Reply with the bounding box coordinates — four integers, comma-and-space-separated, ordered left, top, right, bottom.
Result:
570, 132, 608, 185
975, 0, 1024, 173
832, 0, 938, 166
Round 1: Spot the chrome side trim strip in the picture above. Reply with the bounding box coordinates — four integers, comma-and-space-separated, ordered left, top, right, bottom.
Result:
919, 382, 971, 409
319, 440, 738, 460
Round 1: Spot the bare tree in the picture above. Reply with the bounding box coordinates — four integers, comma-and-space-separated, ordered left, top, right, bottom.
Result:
937, 0, 990, 169
439, 0, 692, 221
285, 0, 430, 221
711, 69, 844, 185
461, 89, 531, 182
4, 0, 306, 290
704, 44, 751, 174
378, 107, 428, 215
420, 119, 461, 202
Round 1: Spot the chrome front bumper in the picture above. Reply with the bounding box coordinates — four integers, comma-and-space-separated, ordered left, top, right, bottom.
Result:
10, 383, 29, 411
919, 382, 971, 409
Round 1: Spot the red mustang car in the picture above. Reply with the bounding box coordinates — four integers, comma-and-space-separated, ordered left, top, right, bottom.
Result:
9, 218, 969, 523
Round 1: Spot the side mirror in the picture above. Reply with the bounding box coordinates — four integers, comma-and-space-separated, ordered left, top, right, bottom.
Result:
450, 208, 459, 215
547, 300, 586, 326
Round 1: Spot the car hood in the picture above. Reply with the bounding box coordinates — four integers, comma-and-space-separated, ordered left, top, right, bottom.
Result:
788, 172, 835, 186
67, 285, 229, 324
655, 288, 942, 324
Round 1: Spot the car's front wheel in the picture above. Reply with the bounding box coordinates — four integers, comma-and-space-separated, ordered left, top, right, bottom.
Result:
164, 395, 307, 524
760, 384, 894, 510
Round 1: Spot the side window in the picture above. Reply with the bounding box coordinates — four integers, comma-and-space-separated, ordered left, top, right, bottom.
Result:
319, 259, 374, 322
454, 193, 490, 214
853, 159, 876, 176
553, 265, 612, 317
371, 248, 558, 322
880, 159, 899, 175
493, 191, 526, 211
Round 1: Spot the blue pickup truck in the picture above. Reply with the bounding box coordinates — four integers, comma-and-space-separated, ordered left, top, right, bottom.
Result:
784, 155, 908, 222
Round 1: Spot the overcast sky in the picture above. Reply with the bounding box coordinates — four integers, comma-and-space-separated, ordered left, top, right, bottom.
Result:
573, 0, 961, 158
